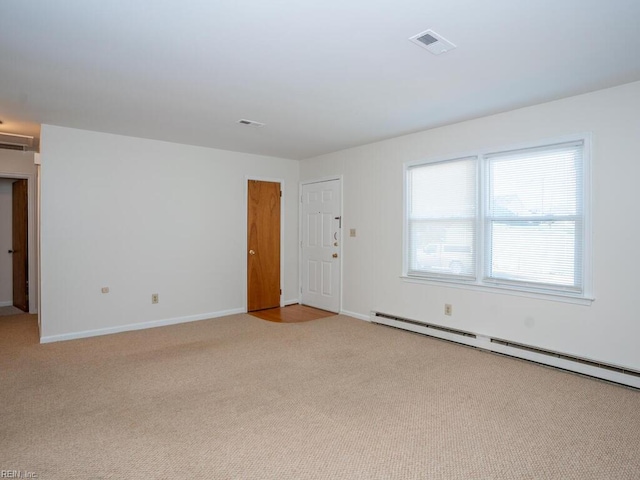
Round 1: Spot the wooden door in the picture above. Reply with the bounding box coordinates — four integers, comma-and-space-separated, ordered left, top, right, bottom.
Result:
301, 179, 341, 312
247, 180, 281, 311
12, 179, 28, 312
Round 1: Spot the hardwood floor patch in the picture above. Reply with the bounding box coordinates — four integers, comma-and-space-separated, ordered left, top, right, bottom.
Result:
249, 304, 335, 323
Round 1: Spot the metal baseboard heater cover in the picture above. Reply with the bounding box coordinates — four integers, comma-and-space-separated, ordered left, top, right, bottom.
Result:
490, 338, 640, 378
371, 311, 640, 389
374, 312, 476, 338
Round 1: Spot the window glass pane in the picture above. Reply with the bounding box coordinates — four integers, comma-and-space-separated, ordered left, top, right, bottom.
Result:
488, 144, 581, 217
490, 220, 579, 288
410, 220, 474, 275
410, 158, 476, 217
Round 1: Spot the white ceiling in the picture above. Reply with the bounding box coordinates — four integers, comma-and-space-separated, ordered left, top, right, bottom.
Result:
1, 0, 640, 160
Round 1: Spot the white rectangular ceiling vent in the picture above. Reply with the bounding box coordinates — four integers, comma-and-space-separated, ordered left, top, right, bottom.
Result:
237, 119, 265, 128
0, 132, 35, 151
409, 29, 456, 55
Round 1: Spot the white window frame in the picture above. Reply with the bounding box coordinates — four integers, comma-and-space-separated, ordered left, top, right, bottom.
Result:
402, 134, 593, 305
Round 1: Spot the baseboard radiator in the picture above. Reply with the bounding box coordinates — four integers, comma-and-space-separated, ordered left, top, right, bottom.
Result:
371, 311, 640, 389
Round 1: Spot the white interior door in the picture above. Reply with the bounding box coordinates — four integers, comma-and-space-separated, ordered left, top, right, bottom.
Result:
301, 179, 341, 312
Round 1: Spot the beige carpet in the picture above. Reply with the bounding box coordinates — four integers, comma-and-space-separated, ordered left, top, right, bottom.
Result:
1, 313, 639, 479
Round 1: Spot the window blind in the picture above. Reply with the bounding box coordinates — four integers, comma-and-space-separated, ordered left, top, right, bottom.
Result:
485, 141, 584, 292
408, 157, 477, 278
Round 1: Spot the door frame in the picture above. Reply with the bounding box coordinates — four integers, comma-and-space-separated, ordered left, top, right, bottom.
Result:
0, 170, 38, 314
243, 176, 286, 312
299, 176, 343, 312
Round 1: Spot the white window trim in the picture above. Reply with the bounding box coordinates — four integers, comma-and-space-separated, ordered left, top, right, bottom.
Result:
402, 133, 593, 305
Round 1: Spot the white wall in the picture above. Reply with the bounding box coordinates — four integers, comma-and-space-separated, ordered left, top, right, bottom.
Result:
0, 179, 13, 304
0, 149, 38, 312
39, 125, 299, 340
301, 81, 640, 371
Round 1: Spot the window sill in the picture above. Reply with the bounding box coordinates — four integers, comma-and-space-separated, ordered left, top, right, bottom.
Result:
400, 275, 594, 306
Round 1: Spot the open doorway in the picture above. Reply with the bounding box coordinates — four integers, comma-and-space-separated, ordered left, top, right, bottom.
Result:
0, 178, 28, 312
0, 149, 39, 341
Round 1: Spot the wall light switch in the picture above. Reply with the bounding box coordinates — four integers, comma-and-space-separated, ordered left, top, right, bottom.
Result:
350, 228, 356, 237
101, 287, 109, 294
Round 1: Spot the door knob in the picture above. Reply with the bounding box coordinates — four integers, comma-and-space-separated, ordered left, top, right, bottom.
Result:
332, 253, 338, 258
8, 250, 14, 254
249, 250, 256, 255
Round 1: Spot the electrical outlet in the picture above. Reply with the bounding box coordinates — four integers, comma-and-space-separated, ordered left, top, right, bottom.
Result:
101, 287, 109, 294
444, 304, 452, 316
152, 293, 159, 304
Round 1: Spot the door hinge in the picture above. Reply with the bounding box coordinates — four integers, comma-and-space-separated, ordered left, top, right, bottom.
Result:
280, 289, 282, 295
280, 191, 282, 197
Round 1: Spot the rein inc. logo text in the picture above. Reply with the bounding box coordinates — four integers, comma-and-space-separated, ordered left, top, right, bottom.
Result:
0, 471, 38, 478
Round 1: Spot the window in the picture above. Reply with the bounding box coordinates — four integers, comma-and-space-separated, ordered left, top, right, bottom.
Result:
407, 157, 476, 278
404, 136, 591, 301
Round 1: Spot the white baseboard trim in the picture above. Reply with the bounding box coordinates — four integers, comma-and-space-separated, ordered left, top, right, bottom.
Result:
371, 311, 640, 390
40, 307, 245, 344
283, 299, 300, 306
0, 300, 13, 307
340, 309, 370, 321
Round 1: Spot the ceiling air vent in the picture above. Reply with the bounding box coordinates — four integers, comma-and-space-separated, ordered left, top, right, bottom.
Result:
237, 119, 265, 128
0, 132, 35, 151
409, 29, 456, 55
